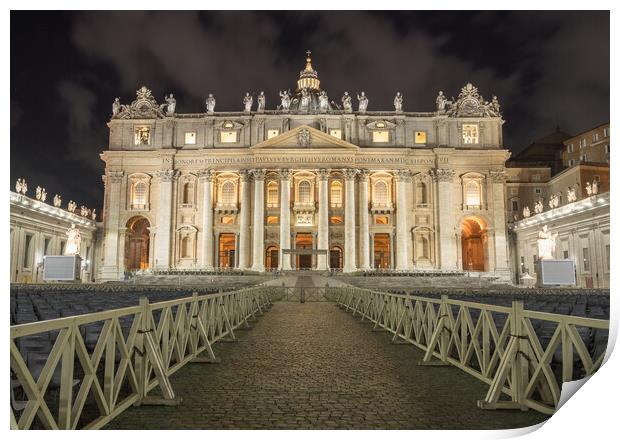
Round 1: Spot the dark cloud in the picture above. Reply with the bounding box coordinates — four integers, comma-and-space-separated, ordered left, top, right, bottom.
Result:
10, 11, 609, 209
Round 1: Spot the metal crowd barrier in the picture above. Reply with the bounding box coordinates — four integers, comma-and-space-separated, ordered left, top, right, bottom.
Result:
10, 286, 274, 430
334, 287, 608, 414
275, 287, 334, 302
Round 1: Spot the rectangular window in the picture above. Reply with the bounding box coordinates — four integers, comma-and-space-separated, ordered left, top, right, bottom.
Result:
520, 256, 525, 274
220, 216, 235, 225
582, 247, 590, 272
534, 188, 542, 195
511, 200, 519, 211
603, 127, 609, 137
593, 133, 599, 142
580, 154, 587, 162
375, 216, 389, 225
580, 138, 587, 148
267, 129, 280, 139
563, 250, 569, 259
266, 215, 279, 225
568, 159, 575, 167
372, 131, 390, 143
568, 144, 574, 153
184, 131, 197, 145
605, 144, 610, 153
23, 234, 32, 268
43, 238, 51, 256
329, 129, 342, 139
220, 131, 238, 143
60, 241, 66, 255
134, 126, 151, 145
462, 124, 479, 144
532, 174, 541, 181
414, 131, 427, 144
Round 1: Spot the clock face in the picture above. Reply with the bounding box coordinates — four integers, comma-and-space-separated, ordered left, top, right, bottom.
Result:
462, 99, 478, 115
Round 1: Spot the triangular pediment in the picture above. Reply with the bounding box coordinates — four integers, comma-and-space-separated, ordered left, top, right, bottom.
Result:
251, 125, 359, 151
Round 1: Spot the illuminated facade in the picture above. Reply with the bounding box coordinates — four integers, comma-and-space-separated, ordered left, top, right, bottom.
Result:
98, 54, 511, 281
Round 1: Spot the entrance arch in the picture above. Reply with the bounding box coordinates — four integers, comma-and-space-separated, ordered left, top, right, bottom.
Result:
329, 246, 343, 270
461, 216, 487, 271
125, 216, 150, 270
266, 245, 279, 270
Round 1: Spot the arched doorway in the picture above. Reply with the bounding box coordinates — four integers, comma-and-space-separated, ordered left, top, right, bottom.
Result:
266, 245, 279, 270
461, 217, 487, 271
373, 233, 391, 269
125, 216, 150, 270
329, 246, 343, 270
295, 233, 313, 270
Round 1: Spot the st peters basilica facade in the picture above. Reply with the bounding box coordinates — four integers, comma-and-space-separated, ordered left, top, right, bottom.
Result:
99, 54, 510, 281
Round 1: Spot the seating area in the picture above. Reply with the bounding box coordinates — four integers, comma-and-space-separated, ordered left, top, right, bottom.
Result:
341, 273, 510, 289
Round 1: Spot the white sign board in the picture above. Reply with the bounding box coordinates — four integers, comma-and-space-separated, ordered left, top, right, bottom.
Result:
43, 255, 81, 281
535, 259, 576, 286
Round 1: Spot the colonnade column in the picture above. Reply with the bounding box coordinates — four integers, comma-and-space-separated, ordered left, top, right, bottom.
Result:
250, 169, 266, 272
433, 168, 458, 270
343, 168, 358, 272
490, 170, 510, 277
238, 170, 251, 269
278, 169, 292, 270
316, 168, 330, 270
395, 169, 412, 270
198, 169, 215, 270
358, 169, 371, 270
154, 169, 179, 269
101, 170, 124, 280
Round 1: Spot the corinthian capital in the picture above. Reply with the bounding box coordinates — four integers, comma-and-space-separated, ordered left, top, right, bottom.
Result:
277, 168, 293, 180
197, 169, 215, 182
357, 169, 370, 181
156, 169, 180, 182
489, 169, 507, 182
317, 168, 331, 181
342, 168, 359, 180
240, 169, 252, 182
431, 168, 455, 182
107, 170, 124, 184
394, 169, 412, 182
251, 168, 267, 180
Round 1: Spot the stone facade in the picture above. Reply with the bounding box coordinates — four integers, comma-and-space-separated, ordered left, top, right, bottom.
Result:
10, 191, 98, 283
511, 192, 610, 288
98, 55, 512, 281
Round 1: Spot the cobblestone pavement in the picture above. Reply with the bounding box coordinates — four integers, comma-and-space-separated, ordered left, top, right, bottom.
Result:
107, 298, 550, 429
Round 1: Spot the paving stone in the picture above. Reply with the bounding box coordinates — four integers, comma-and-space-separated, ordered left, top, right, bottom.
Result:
106, 300, 549, 429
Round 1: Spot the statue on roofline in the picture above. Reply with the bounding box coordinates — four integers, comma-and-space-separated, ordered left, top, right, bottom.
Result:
206, 94, 216, 113
394, 92, 403, 112
357, 91, 368, 113
243, 92, 253, 113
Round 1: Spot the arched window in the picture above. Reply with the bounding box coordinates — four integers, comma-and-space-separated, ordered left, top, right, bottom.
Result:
416, 181, 427, 205
298, 180, 311, 204
374, 181, 388, 205
465, 181, 481, 206
221, 181, 235, 205
330, 181, 343, 207
181, 236, 192, 258
267, 181, 279, 207
133, 182, 147, 206
182, 181, 194, 204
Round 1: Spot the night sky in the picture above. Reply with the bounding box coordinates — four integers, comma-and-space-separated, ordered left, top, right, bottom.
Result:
10, 11, 610, 211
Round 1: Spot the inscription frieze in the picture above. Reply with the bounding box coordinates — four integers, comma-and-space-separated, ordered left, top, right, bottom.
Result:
173, 156, 435, 167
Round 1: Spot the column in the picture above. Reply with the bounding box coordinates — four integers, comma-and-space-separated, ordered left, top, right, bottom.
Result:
154, 169, 179, 269
250, 169, 266, 272
395, 170, 412, 270
198, 169, 215, 269
490, 170, 510, 278
343, 168, 358, 272
238, 170, 251, 269
433, 168, 458, 270
278, 169, 292, 270
101, 170, 124, 280
358, 170, 371, 270
316, 169, 330, 270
